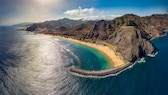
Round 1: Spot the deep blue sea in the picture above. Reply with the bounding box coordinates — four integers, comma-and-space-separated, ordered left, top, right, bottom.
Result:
0, 26, 168, 95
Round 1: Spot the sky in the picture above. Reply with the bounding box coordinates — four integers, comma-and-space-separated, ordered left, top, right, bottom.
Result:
0, 0, 167, 25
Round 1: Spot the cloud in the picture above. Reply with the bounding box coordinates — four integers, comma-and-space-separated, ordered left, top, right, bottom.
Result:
64, 7, 98, 17
64, 7, 120, 20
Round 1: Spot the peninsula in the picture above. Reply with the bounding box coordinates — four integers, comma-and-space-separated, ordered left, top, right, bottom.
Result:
26, 14, 168, 76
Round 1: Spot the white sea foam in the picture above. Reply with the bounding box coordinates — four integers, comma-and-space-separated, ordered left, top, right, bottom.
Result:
150, 30, 167, 41
147, 52, 158, 57
53, 41, 82, 66
68, 62, 136, 79
137, 57, 146, 63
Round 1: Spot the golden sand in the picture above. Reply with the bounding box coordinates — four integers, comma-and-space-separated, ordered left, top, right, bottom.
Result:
58, 36, 125, 67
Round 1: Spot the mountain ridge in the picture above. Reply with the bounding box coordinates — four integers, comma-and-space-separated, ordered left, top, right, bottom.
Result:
26, 18, 88, 32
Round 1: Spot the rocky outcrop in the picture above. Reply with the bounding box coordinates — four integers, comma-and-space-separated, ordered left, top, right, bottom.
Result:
26, 14, 168, 63
111, 26, 155, 62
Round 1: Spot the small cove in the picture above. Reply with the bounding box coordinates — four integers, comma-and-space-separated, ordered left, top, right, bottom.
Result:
59, 39, 113, 70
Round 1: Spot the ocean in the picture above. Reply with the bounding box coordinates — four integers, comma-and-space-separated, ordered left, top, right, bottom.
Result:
0, 26, 168, 95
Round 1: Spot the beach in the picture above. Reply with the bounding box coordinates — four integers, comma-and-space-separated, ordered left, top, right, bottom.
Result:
58, 36, 125, 68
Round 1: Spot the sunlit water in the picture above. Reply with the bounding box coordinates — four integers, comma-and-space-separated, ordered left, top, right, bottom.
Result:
0, 26, 168, 95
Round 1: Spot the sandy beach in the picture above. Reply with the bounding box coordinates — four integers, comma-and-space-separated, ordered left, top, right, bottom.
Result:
58, 36, 125, 68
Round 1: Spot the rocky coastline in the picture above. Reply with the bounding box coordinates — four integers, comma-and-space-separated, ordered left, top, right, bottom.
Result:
26, 14, 168, 76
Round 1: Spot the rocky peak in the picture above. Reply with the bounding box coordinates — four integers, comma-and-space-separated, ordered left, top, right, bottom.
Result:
114, 14, 141, 26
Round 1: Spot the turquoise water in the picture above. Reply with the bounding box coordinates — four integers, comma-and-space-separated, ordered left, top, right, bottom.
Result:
59, 39, 112, 70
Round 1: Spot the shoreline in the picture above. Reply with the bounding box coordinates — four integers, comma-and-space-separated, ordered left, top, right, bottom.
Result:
25, 31, 167, 77
56, 35, 162, 77
57, 36, 126, 68
56, 36, 132, 77
150, 30, 168, 41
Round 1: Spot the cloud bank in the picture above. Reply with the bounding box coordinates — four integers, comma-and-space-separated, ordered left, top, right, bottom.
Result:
64, 7, 97, 17
64, 7, 120, 20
